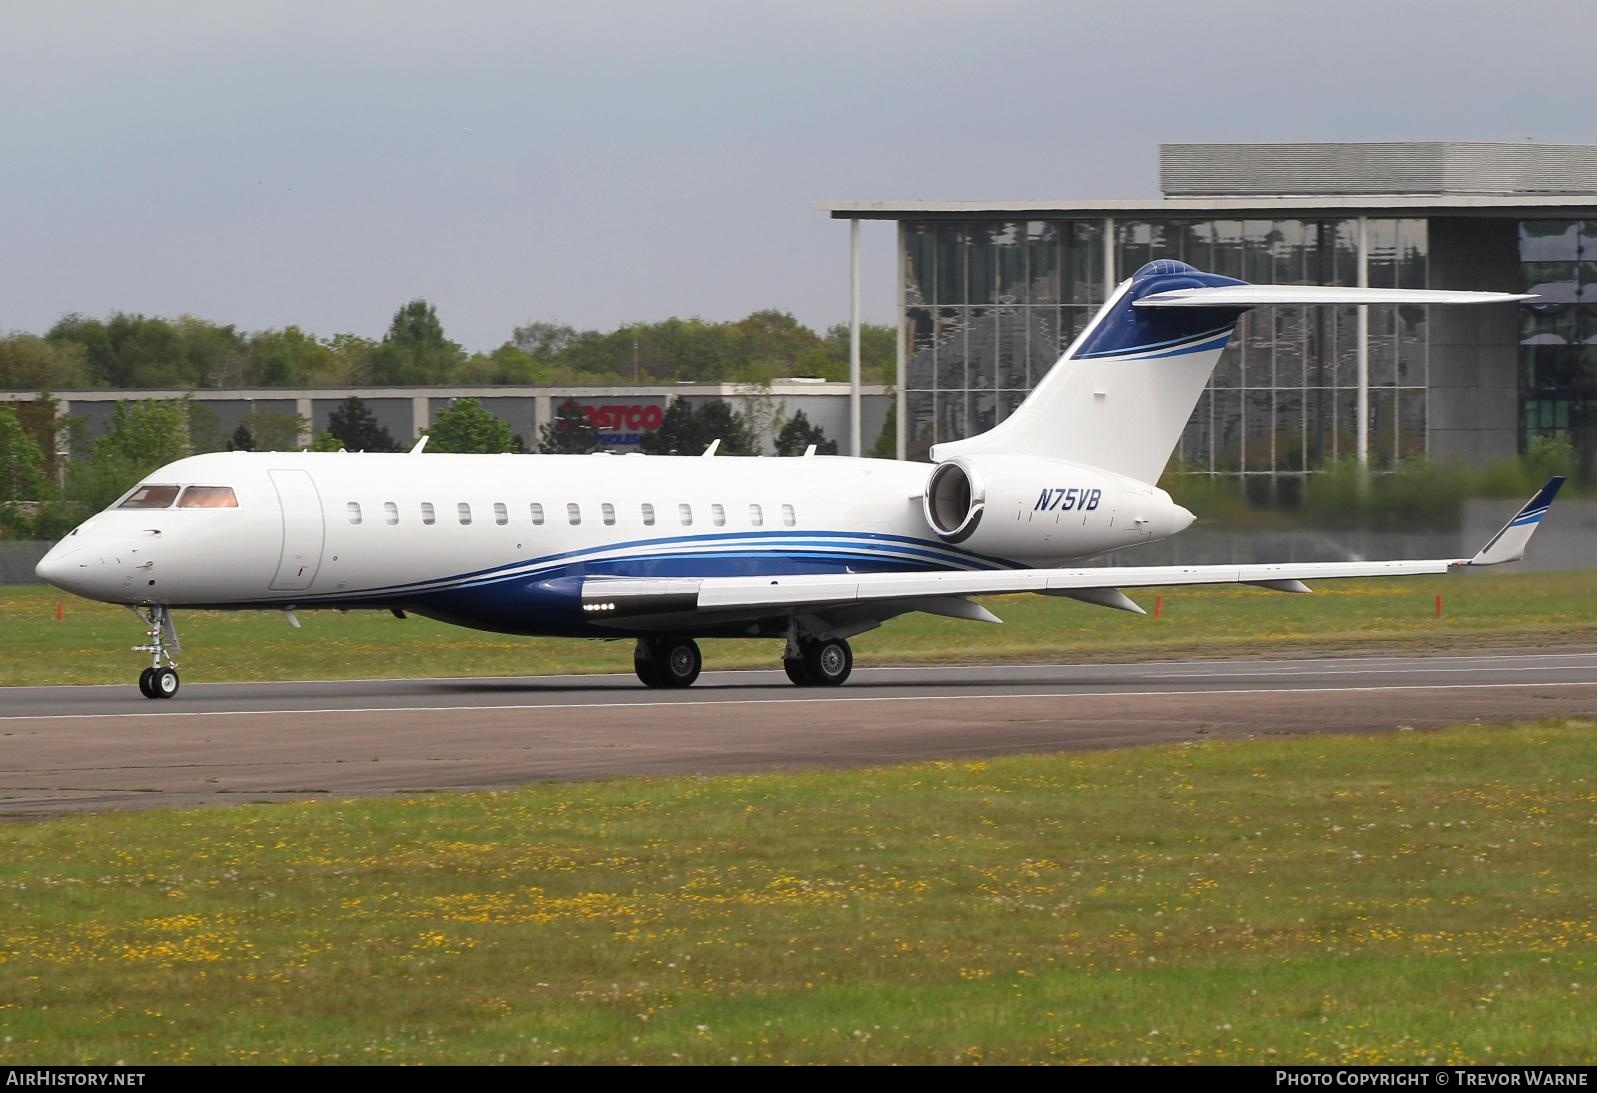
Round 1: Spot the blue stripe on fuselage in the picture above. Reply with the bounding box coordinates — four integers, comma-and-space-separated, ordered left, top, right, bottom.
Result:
289, 529, 1025, 602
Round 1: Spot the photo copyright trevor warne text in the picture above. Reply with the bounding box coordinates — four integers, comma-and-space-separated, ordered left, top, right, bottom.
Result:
1276, 1071, 1589, 1087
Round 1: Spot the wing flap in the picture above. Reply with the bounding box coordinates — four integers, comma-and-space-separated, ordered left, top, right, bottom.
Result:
687, 558, 1463, 612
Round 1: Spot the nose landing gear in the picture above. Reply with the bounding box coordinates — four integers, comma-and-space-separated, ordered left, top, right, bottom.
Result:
131, 604, 181, 699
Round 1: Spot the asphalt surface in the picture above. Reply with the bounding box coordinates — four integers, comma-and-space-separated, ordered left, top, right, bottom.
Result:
3, 648, 1596, 816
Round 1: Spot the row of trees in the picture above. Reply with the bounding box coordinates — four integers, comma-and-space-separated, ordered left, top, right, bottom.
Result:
0, 300, 896, 391
0, 394, 842, 540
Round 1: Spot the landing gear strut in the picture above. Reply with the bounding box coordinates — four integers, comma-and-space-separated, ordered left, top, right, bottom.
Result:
783, 635, 852, 687
131, 604, 181, 699
634, 637, 702, 688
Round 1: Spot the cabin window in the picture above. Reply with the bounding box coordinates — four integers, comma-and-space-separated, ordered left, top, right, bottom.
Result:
494, 502, 508, 526
782, 503, 796, 527
421, 502, 436, 525
118, 485, 180, 509
601, 502, 616, 526
711, 503, 726, 527
458, 503, 472, 525
641, 502, 655, 526
530, 502, 544, 525
383, 501, 399, 525
347, 502, 363, 525
567, 502, 582, 526
177, 486, 238, 509
678, 503, 693, 526
749, 503, 764, 527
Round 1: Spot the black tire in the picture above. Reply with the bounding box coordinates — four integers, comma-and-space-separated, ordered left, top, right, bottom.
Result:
657, 638, 701, 688
634, 655, 664, 688
803, 638, 852, 687
152, 667, 180, 699
783, 658, 812, 686
138, 667, 157, 699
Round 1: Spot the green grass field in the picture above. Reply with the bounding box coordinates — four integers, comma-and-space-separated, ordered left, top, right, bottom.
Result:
4, 568, 1596, 687
1, 720, 1593, 1064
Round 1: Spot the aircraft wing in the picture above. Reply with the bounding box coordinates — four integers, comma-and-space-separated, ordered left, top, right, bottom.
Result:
1135, 285, 1536, 308
579, 478, 1564, 623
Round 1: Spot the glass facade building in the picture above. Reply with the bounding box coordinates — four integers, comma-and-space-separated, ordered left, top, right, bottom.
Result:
825, 141, 1597, 488
1519, 220, 1597, 458
901, 217, 1428, 497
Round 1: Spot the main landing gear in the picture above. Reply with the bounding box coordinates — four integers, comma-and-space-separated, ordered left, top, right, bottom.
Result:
131, 604, 181, 699
631, 633, 854, 690
634, 637, 702, 688
782, 635, 853, 687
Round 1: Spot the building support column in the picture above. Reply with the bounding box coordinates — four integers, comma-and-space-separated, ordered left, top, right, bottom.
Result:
894, 219, 906, 461
1102, 217, 1116, 300
412, 396, 429, 442
53, 398, 71, 489
295, 397, 314, 448
849, 217, 862, 457
1357, 216, 1370, 468
534, 393, 553, 443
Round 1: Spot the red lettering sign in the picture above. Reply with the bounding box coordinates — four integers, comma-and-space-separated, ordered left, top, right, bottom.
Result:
580, 404, 662, 431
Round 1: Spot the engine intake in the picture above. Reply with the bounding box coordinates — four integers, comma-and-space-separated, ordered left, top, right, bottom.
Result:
924, 459, 984, 543
919, 453, 1195, 563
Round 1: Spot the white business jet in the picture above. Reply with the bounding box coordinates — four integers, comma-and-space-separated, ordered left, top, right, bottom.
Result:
35, 260, 1562, 699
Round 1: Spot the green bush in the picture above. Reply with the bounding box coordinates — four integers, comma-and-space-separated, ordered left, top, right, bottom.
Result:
1171, 441, 1586, 534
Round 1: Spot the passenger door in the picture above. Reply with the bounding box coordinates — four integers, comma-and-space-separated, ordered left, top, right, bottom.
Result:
267, 469, 325, 591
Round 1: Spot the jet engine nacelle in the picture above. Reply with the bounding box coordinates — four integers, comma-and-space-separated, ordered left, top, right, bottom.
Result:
921, 454, 1194, 562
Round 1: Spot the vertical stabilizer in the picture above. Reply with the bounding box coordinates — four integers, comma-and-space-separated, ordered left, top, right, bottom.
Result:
931, 260, 1247, 484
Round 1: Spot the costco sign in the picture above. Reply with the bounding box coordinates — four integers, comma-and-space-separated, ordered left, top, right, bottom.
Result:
580, 402, 664, 447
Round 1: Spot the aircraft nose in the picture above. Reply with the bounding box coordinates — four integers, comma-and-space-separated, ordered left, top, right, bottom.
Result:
34, 542, 78, 587
34, 540, 114, 600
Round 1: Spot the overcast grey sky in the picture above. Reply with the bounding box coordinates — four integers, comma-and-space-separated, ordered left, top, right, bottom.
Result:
1, 1, 1592, 351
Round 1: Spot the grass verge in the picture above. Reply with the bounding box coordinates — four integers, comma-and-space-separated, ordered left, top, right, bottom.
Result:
1, 719, 1593, 1064
4, 569, 1597, 687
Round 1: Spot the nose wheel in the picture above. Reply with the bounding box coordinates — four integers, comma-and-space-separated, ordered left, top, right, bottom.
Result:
131, 605, 181, 699
138, 666, 180, 699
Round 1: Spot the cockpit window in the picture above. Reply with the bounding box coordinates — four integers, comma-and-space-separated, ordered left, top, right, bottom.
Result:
177, 486, 239, 509
118, 485, 181, 509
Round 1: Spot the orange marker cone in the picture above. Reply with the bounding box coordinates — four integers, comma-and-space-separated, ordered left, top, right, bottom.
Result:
1154, 595, 1163, 619
56, 601, 63, 622
1435, 594, 1443, 618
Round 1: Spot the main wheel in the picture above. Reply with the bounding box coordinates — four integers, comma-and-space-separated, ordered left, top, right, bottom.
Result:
138, 667, 157, 699
656, 638, 701, 688
783, 657, 812, 686
802, 638, 852, 687
151, 667, 180, 699
636, 638, 701, 688
634, 655, 664, 687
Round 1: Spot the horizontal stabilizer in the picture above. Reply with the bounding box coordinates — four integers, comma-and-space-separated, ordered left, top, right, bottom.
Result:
1136, 285, 1535, 308
1468, 477, 1565, 566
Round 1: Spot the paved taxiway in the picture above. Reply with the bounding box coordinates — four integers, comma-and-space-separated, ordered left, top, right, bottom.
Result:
3, 648, 1596, 815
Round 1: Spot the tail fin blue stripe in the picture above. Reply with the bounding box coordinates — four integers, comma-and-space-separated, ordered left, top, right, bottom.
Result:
1521, 476, 1566, 516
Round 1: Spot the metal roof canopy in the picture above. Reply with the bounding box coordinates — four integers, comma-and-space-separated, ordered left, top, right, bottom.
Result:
818, 142, 1597, 220
815, 194, 1597, 220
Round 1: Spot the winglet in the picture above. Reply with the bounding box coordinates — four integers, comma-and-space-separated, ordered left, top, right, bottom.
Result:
1468, 477, 1566, 566
409, 435, 429, 454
